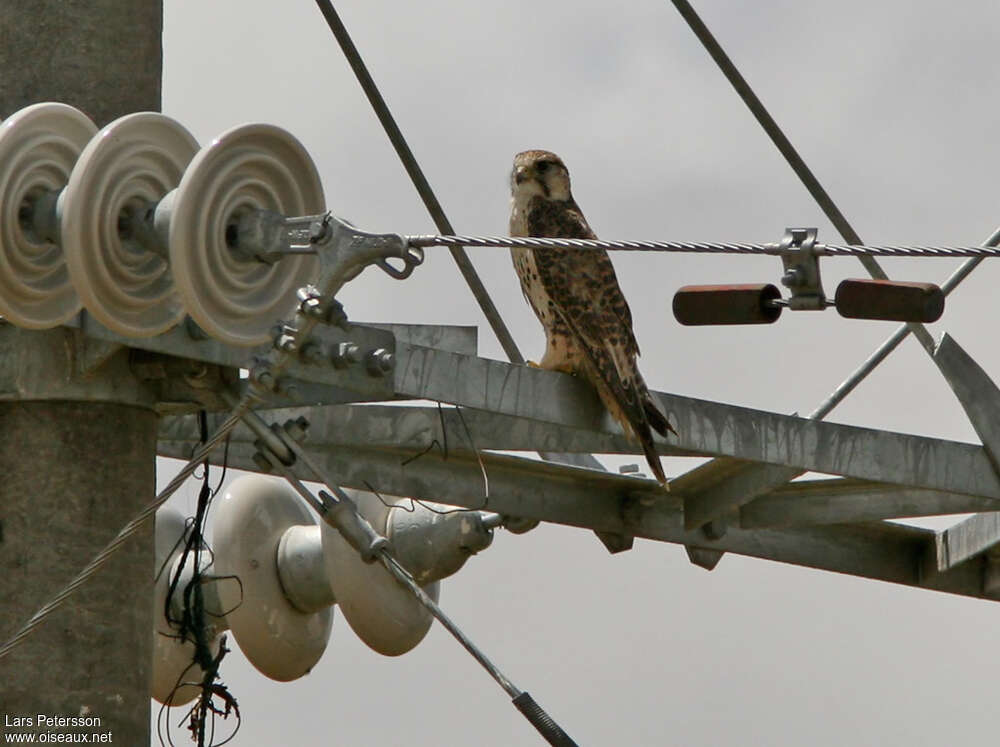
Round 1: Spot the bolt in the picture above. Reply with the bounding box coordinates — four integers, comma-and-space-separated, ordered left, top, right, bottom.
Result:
278, 379, 301, 400
782, 268, 803, 288
182, 361, 212, 388
326, 300, 349, 328
702, 519, 727, 541
274, 334, 298, 354
252, 451, 274, 474
283, 416, 310, 443
252, 367, 276, 390
300, 342, 325, 364
185, 361, 210, 380
366, 348, 395, 377
300, 297, 323, 318
309, 219, 329, 244
297, 285, 325, 319
331, 342, 360, 369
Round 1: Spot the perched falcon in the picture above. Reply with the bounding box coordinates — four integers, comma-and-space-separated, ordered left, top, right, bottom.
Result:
508, 149, 674, 486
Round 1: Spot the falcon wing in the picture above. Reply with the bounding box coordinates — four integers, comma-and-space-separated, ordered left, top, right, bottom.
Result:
528, 199, 670, 483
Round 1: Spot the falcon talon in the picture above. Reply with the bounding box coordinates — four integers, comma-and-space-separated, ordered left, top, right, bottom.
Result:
299, 342, 325, 365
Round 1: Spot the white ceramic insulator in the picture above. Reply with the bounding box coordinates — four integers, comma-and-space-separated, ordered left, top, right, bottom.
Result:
0, 102, 96, 328
322, 489, 439, 657
386, 500, 493, 586
61, 112, 198, 336
211, 475, 332, 681
169, 123, 323, 346
276, 524, 336, 614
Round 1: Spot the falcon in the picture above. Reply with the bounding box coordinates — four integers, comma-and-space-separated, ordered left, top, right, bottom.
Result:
508, 149, 674, 486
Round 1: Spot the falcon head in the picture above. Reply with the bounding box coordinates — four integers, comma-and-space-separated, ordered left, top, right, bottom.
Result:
510, 150, 572, 202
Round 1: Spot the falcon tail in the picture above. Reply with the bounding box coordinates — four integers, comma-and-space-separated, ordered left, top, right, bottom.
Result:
587, 365, 673, 488
633, 386, 672, 488
643, 396, 677, 439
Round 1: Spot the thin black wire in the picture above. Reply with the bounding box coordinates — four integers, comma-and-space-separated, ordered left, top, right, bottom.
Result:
399, 439, 446, 467
454, 405, 489, 500
312, 0, 523, 364
364, 480, 487, 517
159, 418, 239, 747
400, 401, 450, 469
369, 401, 490, 516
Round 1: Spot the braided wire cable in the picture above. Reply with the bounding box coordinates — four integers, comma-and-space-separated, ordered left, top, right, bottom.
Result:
821, 244, 1000, 258
0, 406, 248, 662
408, 234, 1000, 259
270, 426, 578, 746
312, 0, 523, 365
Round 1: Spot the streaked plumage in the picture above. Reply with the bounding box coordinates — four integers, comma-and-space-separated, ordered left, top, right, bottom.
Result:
508, 150, 674, 486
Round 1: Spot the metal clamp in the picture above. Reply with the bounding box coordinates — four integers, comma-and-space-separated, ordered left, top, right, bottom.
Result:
776, 227, 829, 311
243, 214, 421, 400
313, 213, 424, 286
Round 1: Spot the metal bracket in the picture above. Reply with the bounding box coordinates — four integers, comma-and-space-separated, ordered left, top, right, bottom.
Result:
594, 531, 634, 554
244, 214, 423, 400
229, 209, 316, 264
237, 403, 311, 475
312, 213, 424, 286
777, 227, 828, 310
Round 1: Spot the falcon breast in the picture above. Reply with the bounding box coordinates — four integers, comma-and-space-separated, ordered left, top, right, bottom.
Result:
508, 149, 674, 486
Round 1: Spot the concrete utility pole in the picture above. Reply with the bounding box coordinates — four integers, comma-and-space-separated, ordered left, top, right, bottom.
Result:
0, 3, 162, 744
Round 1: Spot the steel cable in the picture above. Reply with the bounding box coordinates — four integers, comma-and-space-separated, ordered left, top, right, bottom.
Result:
312, 0, 524, 364
0, 406, 247, 662
312, 1, 605, 475
409, 234, 1000, 258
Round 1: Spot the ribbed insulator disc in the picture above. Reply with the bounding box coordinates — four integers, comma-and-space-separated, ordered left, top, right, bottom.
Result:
61, 112, 198, 336
322, 489, 438, 657
170, 123, 323, 346
0, 103, 96, 328
212, 475, 333, 681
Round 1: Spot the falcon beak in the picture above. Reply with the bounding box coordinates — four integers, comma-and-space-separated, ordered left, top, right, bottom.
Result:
514, 165, 531, 185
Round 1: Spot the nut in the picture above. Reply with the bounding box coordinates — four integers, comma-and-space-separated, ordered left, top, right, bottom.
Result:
365, 349, 395, 377
331, 342, 360, 369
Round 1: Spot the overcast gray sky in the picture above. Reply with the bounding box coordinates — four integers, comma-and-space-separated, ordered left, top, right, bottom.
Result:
156, 1, 1000, 744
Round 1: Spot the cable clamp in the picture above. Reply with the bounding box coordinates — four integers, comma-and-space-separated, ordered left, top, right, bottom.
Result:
775, 227, 830, 310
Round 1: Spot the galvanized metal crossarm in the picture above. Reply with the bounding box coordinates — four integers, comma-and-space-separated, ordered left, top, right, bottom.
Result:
156, 426, 989, 603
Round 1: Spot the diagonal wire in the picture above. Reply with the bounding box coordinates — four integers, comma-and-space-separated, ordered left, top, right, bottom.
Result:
666, 0, 989, 516
312, 0, 523, 365
0, 407, 245, 662
313, 1, 604, 473
668, 0, 862, 245
668, 0, 1000, 542
667, 0, 940, 354
811, 246, 997, 420
268, 437, 578, 745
